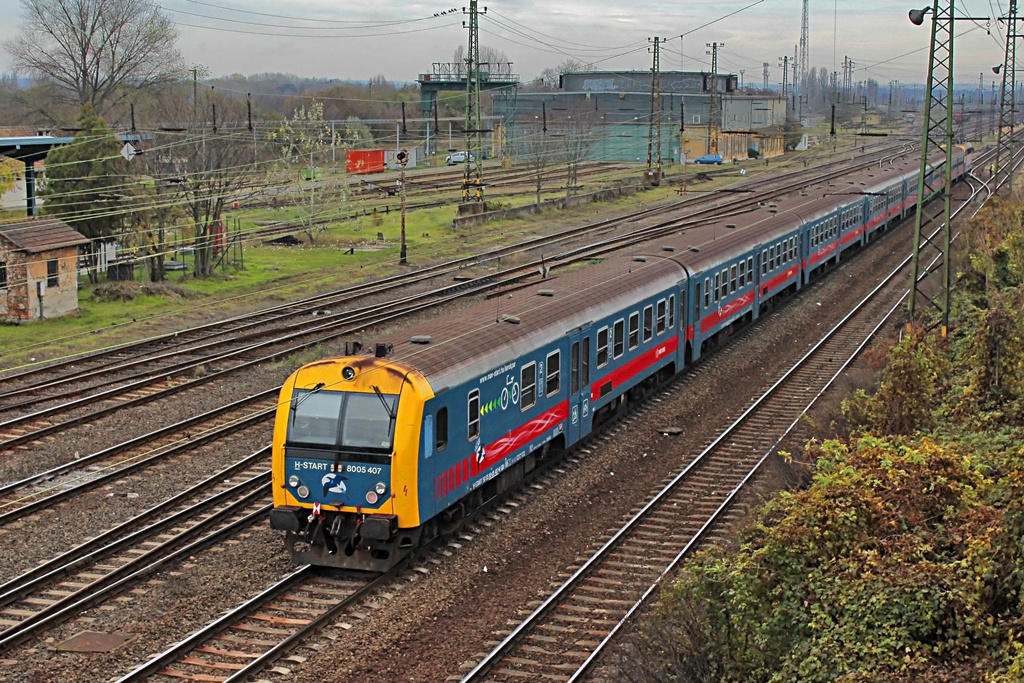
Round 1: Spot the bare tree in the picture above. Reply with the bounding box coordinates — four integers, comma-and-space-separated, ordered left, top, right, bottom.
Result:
536, 59, 591, 91
514, 122, 558, 205
552, 103, 601, 197
273, 100, 346, 244
175, 91, 261, 277
5, 0, 182, 111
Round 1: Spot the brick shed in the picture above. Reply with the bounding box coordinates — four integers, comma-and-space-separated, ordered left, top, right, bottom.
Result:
0, 217, 89, 321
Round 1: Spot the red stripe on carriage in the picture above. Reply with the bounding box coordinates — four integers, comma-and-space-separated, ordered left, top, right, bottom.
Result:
807, 241, 838, 268
758, 265, 799, 297
700, 290, 755, 335
589, 337, 678, 403
455, 463, 461, 487
474, 400, 569, 475
840, 226, 864, 246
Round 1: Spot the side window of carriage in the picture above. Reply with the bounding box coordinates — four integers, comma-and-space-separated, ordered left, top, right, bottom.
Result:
467, 390, 480, 441
643, 305, 654, 342
436, 407, 448, 452
521, 362, 537, 411
613, 319, 625, 358
596, 326, 610, 367
545, 350, 560, 396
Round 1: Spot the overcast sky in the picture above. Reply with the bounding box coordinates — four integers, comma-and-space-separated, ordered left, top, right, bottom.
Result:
0, 0, 1010, 91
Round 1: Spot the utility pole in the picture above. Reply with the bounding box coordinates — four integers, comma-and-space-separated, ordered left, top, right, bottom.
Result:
888, 80, 898, 123
906, 2, 987, 335
799, 0, 810, 91
779, 55, 789, 98
706, 42, 723, 155
646, 36, 663, 181
976, 72, 984, 143
792, 45, 799, 96
462, 0, 485, 203
995, 0, 1020, 191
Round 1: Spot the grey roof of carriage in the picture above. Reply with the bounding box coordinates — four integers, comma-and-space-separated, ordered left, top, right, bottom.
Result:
360, 151, 933, 392
381, 252, 686, 391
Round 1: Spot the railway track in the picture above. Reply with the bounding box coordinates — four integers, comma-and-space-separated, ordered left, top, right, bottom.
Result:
0, 147, 987, 681
0, 451, 272, 652
89, 154, 974, 683
115, 567, 395, 683
456, 172, 991, 682
0, 140, 898, 395
0, 390, 276, 523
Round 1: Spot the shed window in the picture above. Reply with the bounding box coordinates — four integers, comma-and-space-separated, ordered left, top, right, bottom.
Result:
628, 312, 639, 349
597, 327, 609, 367
47, 259, 58, 288
468, 390, 480, 440
643, 305, 653, 342
521, 363, 537, 411
436, 407, 448, 451
613, 319, 625, 358
656, 299, 667, 334
546, 350, 560, 396
0, 263, 6, 289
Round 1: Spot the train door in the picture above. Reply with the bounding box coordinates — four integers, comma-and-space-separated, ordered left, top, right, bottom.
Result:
566, 324, 592, 444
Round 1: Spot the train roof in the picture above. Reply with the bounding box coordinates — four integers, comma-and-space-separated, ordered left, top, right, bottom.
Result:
378, 252, 685, 391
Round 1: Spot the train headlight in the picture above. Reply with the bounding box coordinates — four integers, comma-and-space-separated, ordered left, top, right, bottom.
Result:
374, 482, 387, 495
288, 475, 301, 488
297, 485, 310, 499
365, 491, 379, 505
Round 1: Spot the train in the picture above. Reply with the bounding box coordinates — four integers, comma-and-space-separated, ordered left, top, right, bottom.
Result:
269, 145, 973, 571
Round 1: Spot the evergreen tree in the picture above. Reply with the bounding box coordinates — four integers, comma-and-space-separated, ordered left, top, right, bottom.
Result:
41, 104, 127, 283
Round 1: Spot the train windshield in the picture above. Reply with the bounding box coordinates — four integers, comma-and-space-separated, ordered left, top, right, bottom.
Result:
288, 389, 397, 452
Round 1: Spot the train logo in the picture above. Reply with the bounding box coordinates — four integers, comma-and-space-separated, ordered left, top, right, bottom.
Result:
322, 473, 347, 496
473, 439, 487, 465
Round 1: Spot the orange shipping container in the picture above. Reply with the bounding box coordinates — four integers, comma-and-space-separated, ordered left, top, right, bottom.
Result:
345, 149, 386, 174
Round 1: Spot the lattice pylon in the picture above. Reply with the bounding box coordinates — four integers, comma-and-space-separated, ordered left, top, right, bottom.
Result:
908, 0, 955, 336
462, 0, 484, 202
995, 0, 1018, 191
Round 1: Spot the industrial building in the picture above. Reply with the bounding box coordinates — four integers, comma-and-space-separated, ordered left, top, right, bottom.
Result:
506, 71, 790, 165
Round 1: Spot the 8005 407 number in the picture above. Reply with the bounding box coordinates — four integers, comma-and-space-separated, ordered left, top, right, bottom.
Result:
345, 464, 383, 475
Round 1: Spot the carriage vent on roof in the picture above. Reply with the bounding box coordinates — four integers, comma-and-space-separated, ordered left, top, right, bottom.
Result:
537, 289, 554, 297
726, 223, 736, 229
411, 335, 432, 344
632, 256, 647, 262
502, 314, 521, 324
661, 246, 675, 252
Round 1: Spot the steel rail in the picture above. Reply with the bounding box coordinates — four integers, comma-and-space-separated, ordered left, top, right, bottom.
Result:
460, 158, 985, 683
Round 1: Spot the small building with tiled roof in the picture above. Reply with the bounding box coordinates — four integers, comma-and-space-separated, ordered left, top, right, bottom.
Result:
0, 217, 89, 321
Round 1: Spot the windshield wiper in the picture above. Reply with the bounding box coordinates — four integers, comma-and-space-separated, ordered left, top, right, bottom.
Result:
371, 385, 397, 419
291, 382, 325, 418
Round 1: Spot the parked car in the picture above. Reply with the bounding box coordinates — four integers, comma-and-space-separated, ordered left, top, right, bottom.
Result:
693, 153, 724, 165
446, 151, 475, 165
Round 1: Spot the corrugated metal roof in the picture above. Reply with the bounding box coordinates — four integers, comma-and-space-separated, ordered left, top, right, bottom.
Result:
0, 217, 90, 253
